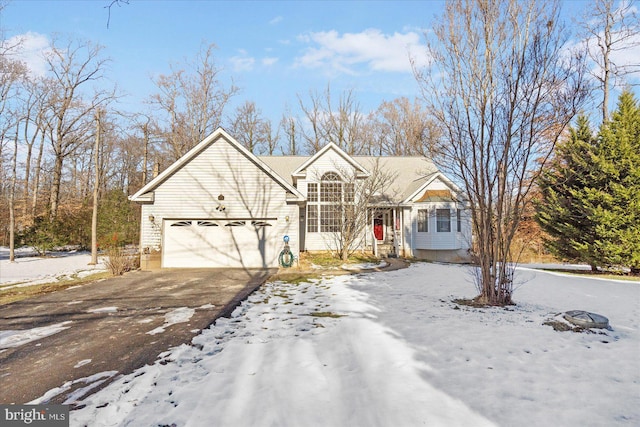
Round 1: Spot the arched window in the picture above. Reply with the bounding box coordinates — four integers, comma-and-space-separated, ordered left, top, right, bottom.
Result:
321, 172, 341, 181
321, 171, 342, 203
307, 171, 355, 233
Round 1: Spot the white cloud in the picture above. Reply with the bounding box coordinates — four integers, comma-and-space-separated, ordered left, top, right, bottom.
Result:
295, 28, 430, 75
262, 57, 278, 66
2, 32, 50, 77
269, 16, 283, 25
230, 51, 255, 72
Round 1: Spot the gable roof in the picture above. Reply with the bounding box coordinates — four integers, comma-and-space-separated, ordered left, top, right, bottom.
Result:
129, 128, 305, 203
259, 155, 441, 204
291, 142, 370, 179
355, 156, 438, 203
403, 171, 464, 204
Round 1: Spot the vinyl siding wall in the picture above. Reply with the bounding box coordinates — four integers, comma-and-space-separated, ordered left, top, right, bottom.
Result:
296, 150, 365, 252
139, 138, 299, 256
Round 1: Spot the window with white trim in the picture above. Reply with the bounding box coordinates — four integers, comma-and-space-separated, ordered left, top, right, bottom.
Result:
417, 209, 428, 232
307, 172, 351, 233
436, 209, 451, 232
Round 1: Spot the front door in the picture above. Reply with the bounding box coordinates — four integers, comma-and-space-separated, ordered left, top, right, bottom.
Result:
374, 218, 384, 240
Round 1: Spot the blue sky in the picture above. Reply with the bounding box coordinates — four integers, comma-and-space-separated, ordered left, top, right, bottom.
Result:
1, 0, 636, 129
2, 0, 445, 124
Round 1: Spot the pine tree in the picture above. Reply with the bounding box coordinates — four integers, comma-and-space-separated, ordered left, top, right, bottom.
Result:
585, 90, 640, 273
536, 91, 640, 273
536, 116, 599, 268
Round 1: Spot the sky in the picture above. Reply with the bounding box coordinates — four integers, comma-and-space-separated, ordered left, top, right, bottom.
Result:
0, 0, 635, 132
1, 0, 443, 124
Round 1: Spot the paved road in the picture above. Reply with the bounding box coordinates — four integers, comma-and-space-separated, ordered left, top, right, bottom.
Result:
0, 268, 275, 405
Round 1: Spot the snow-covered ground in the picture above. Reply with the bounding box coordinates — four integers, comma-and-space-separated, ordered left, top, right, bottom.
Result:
0, 248, 106, 288
58, 262, 640, 427
2, 251, 637, 426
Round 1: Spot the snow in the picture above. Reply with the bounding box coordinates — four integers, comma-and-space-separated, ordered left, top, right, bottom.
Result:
146, 307, 196, 335
0, 248, 107, 287
66, 263, 639, 427
0, 321, 73, 349
87, 307, 118, 314
2, 252, 637, 425
29, 371, 119, 406
74, 359, 92, 369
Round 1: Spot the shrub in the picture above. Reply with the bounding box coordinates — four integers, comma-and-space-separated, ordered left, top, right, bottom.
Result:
104, 247, 139, 275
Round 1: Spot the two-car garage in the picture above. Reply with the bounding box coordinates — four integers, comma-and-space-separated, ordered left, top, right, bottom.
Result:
162, 218, 280, 268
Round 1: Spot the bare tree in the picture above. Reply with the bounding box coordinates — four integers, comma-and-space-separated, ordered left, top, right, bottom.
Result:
263, 119, 280, 155
372, 97, 439, 156
150, 43, 238, 161
297, 85, 366, 154
8, 121, 19, 261
90, 109, 102, 265
581, 0, 640, 123
324, 86, 365, 154
43, 36, 115, 220
297, 89, 325, 153
325, 160, 397, 261
280, 110, 300, 155
19, 77, 50, 220
414, 0, 589, 305
230, 100, 268, 154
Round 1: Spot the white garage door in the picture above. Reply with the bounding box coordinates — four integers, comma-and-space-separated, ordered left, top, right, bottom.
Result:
162, 219, 278, 268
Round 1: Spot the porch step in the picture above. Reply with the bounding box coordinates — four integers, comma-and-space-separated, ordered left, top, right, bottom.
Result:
376, 244, 396, 258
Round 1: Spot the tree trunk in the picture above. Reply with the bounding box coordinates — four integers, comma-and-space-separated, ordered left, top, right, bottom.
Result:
22, 121, 34, 220
9, 130, 18, 263
602, 8, 612, 123
50, 150, 64, 220
90, 111, 101, 265
31, 133, 45, 220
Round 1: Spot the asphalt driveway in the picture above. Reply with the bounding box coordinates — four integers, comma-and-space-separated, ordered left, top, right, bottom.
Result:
0, 268, 276, 405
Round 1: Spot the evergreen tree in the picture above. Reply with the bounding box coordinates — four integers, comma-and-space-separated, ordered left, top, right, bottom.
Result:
536, 116, 599, 268
584, 90, 640, 273
537, 91, 640, 273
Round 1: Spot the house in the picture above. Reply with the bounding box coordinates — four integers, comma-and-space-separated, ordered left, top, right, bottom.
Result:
130, 128, 471, 269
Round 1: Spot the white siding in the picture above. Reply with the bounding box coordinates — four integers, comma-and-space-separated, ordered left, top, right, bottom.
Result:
298, 149, 364, 251
411, 203, 465, 250
401, 207, 412, 256
139, 137, 299, 263
405, 176, 472, 257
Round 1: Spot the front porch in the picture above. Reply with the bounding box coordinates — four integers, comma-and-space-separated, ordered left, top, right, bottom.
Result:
368, 207, 403, 258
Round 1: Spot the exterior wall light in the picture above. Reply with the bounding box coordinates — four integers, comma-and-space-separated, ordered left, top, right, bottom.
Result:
149, 214, 155, 222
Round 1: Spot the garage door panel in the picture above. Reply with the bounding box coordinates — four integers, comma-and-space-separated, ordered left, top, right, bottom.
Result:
163, 219, 279, 268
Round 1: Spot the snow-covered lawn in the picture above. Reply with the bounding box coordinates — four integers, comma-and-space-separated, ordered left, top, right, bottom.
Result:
64, 263, 639, 427
0, 248, 106, 288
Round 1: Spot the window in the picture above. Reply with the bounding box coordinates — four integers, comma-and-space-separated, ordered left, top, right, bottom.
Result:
417, 209, 428, 232
436, 209, 451, 232
308, 183, 318, 202
251, 220, 272, 228
457, 209, 462, 232
320, 182, 341, 202
170, 221, 192, 227
344, 183, 354, 203
225, 221, 246, 227
320, 205, 340, 232
307, 205, 318, 232
307, 171, 351, 234
197, 221, 218, 227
